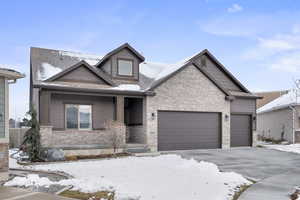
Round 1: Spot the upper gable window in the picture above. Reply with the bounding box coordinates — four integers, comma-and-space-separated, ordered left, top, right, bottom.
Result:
117, 59, 133, 76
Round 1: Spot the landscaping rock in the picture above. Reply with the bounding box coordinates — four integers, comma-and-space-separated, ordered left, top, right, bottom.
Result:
42, 148, 65, 162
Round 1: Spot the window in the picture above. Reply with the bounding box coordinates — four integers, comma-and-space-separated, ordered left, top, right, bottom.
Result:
117, 59, 133, 76
66, 104, 92, 130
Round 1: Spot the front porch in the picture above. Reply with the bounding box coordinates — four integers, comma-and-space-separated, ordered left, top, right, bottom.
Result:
38, 90, 147, 153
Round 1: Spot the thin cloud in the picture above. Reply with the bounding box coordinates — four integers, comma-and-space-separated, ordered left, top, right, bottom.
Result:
227, 4, 243, 13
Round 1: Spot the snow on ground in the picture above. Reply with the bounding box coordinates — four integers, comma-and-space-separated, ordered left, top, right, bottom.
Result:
8, 154, 251, 200
9, 148, 24, 168
264, 144, 300, 154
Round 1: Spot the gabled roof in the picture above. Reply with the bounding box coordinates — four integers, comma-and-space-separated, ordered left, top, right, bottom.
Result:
45, 60, 115, 86
145, 49, 253, 96
255, 90, 289, 108
184, 49, 250, 93
146, 59, 231, 96
95, 43, 145, 67
30, 45, 256, 97
257, 89, 299, 113
0, 67, 25, 80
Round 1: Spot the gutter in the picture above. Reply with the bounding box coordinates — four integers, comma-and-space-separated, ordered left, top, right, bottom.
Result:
289, 105, 296, 144
33, 84, 156, 96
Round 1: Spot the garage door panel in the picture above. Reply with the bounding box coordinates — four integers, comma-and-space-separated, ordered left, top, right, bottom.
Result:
231, 114, 251, 147
158, 111, 221, 151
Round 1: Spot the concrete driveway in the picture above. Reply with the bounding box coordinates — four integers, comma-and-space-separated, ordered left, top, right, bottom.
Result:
167, 147, 300, 200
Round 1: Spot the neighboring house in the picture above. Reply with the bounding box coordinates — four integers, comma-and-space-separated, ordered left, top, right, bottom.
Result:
255, 90, 288, 108
257, 89, 300, 143
0, 68, 24, 181
30, 43, 260, 154
9, 118, 16, 128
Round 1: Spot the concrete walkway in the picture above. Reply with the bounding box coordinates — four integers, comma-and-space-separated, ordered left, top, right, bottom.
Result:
168, 147, 300, 200
0, 186, 74, 200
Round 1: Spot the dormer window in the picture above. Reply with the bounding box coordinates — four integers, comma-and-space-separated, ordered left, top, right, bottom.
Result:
117, 58, 133, 76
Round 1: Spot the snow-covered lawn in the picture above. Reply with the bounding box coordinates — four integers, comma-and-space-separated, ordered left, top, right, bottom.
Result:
7, 152, 251, 200
264, 144, 300, 154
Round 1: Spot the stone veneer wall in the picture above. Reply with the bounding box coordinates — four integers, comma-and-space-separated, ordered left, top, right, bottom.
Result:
145, 65, 231, 151
40, 122, 126, 149
0, 143, 8, 181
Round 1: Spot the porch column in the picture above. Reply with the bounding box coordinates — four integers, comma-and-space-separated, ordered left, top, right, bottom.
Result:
116, 96, 124, 123
39, 91, 51, 126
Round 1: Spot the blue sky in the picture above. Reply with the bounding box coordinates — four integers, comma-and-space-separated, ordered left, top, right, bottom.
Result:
1, 0, 300, 119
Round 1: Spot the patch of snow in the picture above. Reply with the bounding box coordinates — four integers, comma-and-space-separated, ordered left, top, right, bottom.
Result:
139, 62, 169, 79
112, 84, 141, 91
9, 149, 24, 169
37, 63, 62, 81
16, 154, 250, 200
257, 89, 300, 113
264, 144, 300, 154
140, 61, 187, 84
59, 50, 102, 66
5, 174, 54, 188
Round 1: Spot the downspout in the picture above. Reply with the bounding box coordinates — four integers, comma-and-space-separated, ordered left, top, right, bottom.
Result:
289, 105, 295, 144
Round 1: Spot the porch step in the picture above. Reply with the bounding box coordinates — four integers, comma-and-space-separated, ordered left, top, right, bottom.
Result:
125, 143, 150, 153
134, 152, 161, 157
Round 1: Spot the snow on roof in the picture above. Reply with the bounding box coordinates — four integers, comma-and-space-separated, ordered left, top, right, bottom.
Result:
257, 89, 300, 113
58, 50, 103, 66
140, 61, 186, 81
111, 84, 141, 91
37, 63, 62, 81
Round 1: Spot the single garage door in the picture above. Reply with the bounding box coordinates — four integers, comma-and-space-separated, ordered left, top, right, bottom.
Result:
231, 114, 251, 147
158, 111, 221, 151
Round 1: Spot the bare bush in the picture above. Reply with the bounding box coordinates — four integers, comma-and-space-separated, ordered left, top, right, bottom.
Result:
105, 120, 125, 153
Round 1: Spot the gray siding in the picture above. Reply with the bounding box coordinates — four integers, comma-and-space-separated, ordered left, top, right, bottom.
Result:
231, 98, 256, 131
102, 60, 112, 75
257, 108, 294, 142
231, 98, 256, 114
56, 65, 107, 84
50, 94, 115, 130
194, 55, 241, 91
103, 48, 140, 82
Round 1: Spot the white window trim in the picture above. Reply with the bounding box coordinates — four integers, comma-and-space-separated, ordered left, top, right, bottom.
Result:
117, 58, 134, 76
65, 104, 92, 130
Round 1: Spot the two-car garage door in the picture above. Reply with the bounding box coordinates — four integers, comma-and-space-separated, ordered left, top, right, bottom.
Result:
158, 111, 221, 151
157, 111, 252, 151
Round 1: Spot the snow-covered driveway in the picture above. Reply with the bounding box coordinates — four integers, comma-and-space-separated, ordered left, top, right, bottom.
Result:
7, 154, 250, 200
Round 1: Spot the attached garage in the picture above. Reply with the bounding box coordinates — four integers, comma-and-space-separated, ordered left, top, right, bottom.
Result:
158, 111, 221, 151
230, 114, 252, 147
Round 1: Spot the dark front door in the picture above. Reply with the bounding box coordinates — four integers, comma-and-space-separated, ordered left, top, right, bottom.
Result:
230, 114, 252, 147
158, 111, 221, 151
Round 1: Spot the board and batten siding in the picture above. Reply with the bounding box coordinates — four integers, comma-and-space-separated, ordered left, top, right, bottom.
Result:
56, 65, 108, 84
50, 93, 115, 130
194, 55, 242, 91
100, 48, 140, 83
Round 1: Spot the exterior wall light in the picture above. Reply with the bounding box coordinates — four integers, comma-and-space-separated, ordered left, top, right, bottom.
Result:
224, 114, 229, 122
151, 112, 155, 120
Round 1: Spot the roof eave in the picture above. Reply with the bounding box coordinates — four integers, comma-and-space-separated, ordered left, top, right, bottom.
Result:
95, 43, 145, 68
34, 83, 154, 96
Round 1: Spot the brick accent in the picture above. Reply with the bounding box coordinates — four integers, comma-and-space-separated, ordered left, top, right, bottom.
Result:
0, 143, 8, 176
145, 65, 231, 151
40, 122, 126, 149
